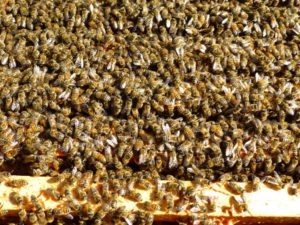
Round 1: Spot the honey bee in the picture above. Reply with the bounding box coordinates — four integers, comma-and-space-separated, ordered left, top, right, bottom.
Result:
94, 208, 107, 224
16, 54, 31, 66
173, 197, 188, 212
111, 179, 122, 192
142, 103, 152, 117
45, 209, 55, 223
189, 203, 207, 213
168, 150, 178, 169
79, 171, 93, 187
125, 190, 142, 202
28, 212, 38, 223
45, 188, 62, 201
230, 196, 248, 213
263, 174, 283, 190
113, 157, 124, 170
93, 151, 107, 165
74, 156, 84, 171
234, 158, 243, 174
53, 208, 63, 216
18, 209, 27, 221
163, 193, 174, 211
122, 97, 133, 116
49, 129, 64, 142
5, 179, 28, 188
151, 100, 164, 113
127, 177, 137, 191
0, 171, 10, 182
152, 189, 164, 202
264, 157, 275, 175
288, 182, 300, 196
183, 126, 195, 140
114, 206, 129, 221
36, 209, 47, 222
90, 187, 101, 204
8, 56, 16, 69
76, 188, 88, 201
1, 54, 8, 66
183, 153, 194, 167
165, 181, 180, 194
10, 192, 23, 205
133, 139, 143, 152
111, 96, 122, 116
122, 149, 133, 165
246, 175, 260, 192
287, 158, 299, 174
270, 14, 278, 29
30, 195, 43, 211
138, 201, 160, 212
225, 182, 244, 195
144, 212, 154, 225
177, 105, 193, 120
60, 206, 72, 215
67, 199, 81, 211
219, 173, 233, 182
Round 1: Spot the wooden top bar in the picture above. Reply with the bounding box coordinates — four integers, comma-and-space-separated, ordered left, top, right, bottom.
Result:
0, 176, 299, 224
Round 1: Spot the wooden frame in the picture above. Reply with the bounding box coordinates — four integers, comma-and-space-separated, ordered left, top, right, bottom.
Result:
0, 176, 299, 224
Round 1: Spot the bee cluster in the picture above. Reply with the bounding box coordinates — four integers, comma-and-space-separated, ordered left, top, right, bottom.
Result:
0, 0, 299, 224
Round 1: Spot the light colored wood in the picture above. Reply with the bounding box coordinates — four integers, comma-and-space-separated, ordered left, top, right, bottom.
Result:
0, 176, 300, 224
